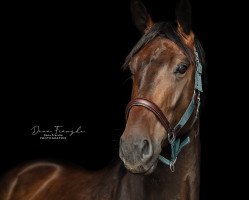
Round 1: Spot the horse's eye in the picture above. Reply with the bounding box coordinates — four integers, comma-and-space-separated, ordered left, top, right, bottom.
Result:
176, 64, 188, 74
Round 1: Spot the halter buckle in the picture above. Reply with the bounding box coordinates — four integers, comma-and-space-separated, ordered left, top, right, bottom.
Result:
170, 157, 177, 172
195, 92, 201, 119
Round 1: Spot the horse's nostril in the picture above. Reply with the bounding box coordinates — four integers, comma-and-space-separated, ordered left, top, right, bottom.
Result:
141, 139, 152, 160
142, 140, 149, 155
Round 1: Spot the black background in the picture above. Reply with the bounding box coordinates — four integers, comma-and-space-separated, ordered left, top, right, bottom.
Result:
1, 0, 243, 199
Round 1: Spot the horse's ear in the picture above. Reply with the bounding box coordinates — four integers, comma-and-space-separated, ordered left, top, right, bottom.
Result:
131, 0, 154, 34
175, 0, 192, 35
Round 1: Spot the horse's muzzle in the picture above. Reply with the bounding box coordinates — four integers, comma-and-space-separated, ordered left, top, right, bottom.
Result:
119, 133, 156, 174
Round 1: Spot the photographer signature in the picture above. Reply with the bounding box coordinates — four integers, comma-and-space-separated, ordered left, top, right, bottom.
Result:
31, 125, 85, 136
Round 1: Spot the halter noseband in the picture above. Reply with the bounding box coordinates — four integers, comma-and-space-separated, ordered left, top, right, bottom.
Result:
126, 98, 174, 138
125, 47, 203, 172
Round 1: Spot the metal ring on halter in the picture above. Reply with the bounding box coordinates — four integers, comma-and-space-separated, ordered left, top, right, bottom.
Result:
167, 130, 175, 144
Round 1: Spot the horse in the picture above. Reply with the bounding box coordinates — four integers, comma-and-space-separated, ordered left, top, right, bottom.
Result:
0, 0, 206, 199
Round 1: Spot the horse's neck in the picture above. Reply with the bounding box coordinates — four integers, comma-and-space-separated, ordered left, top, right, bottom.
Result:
117, 124, 200, 200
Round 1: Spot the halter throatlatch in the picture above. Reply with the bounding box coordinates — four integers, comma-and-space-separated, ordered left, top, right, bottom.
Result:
125, 46, 203, 172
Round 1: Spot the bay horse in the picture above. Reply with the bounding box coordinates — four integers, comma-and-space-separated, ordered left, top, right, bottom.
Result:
0, 0, 205, 199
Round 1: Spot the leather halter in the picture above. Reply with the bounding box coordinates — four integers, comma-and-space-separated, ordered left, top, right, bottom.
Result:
126, 98, 174, 139
125, 47, 203, 171
125, 93, 199, 144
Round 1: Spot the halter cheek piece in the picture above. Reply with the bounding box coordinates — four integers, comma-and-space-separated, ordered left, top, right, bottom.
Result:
125, 47, 203, 172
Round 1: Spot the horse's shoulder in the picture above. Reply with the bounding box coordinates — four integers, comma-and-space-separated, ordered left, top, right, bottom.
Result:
0, 161, 123, 200
0, 161, 64, 200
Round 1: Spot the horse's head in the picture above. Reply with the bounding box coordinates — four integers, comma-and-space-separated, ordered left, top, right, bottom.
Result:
119, 0, 204, 174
